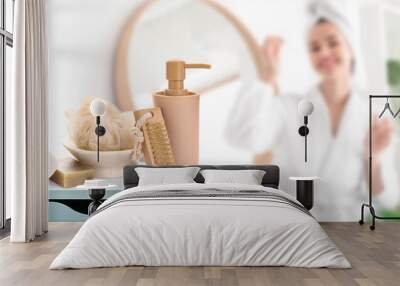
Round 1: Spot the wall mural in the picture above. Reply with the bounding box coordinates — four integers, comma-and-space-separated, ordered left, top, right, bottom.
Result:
48, 0, 400, 221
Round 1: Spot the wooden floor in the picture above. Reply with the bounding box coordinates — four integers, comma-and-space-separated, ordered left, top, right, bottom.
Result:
0, 222, 399, 286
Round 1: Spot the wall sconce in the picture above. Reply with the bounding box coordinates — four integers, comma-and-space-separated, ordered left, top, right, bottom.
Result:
298, 99, 314, 162
90, 99, 106, 162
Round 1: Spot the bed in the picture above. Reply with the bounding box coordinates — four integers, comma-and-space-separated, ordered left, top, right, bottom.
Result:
50, 165, 350, 269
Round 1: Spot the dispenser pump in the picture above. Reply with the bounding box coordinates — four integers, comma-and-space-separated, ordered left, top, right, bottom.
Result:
165, 60, 211, 96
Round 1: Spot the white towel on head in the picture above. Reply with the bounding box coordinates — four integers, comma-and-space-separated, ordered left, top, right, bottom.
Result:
307, 0, 365, 88
308, 0, 355, 51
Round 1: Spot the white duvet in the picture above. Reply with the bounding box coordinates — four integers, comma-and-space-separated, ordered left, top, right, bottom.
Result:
50, 183, 351, 269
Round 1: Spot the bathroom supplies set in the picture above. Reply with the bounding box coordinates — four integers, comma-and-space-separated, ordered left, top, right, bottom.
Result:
52, 59, 210, 186
134, 60, 211, 165
55, 98, 138, 181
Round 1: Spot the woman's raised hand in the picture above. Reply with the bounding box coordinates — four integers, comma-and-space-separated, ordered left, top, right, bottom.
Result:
368, 116, 394, 157
261, 36, 283, 93
364, 116, 395, 195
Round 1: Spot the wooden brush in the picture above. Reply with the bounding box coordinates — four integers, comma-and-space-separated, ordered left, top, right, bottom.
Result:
134, 107, 175, 165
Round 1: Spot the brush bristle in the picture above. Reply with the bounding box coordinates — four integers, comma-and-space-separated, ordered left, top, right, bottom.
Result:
146, 122, 175, 165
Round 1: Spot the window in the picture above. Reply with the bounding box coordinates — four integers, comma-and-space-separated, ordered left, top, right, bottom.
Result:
0, 0, 14, 232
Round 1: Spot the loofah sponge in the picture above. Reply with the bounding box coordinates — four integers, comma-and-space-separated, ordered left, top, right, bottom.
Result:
65, 97, 136, 151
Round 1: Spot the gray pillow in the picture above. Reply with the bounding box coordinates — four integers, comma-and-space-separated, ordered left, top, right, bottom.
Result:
136, 167, 201, 186
200, 169, 266, 185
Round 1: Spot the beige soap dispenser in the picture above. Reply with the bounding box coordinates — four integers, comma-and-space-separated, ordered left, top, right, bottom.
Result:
153, 60, 211, 165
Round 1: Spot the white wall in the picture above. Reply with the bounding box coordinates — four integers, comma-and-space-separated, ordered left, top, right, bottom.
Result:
48, 0, 315, 161
48, 0, 143, 157
48, 0, 385, 164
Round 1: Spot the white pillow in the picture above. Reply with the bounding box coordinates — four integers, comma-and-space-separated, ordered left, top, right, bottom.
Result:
200, 169, 266, 185
136, 167, 200, 186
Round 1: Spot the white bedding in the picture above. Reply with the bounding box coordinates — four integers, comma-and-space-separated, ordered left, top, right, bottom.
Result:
50, 183, 351, 269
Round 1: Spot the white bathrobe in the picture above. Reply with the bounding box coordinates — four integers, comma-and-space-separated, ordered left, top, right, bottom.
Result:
225, 80, 399, 221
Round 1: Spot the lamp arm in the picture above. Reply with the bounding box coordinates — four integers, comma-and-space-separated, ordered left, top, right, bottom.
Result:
97, 116, 100, 162
305, 133, 307, 162
305, 116, 308, 162
94, 116, 106, 162
298, 116, 309, 162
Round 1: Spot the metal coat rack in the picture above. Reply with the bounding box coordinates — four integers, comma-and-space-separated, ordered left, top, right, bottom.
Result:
360, 95, 400, 230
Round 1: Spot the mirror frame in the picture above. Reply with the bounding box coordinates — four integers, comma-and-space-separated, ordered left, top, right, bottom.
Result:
113, 0, 266, 111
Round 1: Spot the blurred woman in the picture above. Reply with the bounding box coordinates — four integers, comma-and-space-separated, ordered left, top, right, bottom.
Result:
225, 0, 399, 220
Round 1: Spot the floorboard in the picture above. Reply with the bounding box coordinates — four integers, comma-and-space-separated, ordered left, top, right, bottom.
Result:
0, 222, 399, 286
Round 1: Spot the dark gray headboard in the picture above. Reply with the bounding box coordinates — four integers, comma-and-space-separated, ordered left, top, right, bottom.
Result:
123, 165, 280, 189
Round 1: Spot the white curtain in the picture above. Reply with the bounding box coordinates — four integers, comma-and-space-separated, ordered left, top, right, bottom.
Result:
9, 0, 48, 242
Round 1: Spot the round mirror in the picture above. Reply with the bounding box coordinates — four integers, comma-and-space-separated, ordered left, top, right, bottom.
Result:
114, 0, 265, 111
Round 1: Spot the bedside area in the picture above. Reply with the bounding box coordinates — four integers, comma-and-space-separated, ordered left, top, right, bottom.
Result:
48, 178, 124, 222
289, 176, 319, 211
